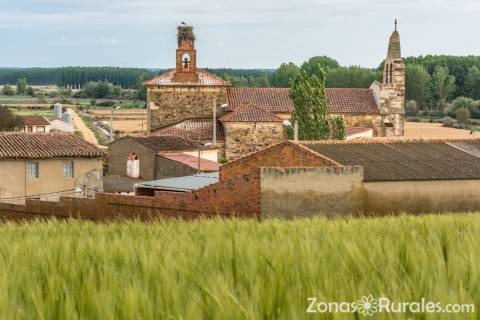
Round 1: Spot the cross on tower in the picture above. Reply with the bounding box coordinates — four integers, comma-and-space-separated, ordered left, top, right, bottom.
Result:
395, 19, 398, 31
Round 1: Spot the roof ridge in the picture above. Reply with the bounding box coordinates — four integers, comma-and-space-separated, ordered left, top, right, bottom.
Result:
221, 103, 282, 122
298, 137, 480, 145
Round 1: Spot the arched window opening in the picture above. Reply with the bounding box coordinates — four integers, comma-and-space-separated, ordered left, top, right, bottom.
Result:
127, 153, 140, 178
389, 64, 393, 84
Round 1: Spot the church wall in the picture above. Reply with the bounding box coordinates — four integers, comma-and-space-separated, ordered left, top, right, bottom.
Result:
332, 113, 384, 137
148, 86, 228, 130
224, 122, 285, 160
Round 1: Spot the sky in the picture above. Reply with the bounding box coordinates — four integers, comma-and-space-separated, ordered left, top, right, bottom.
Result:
0, 0, 479, 69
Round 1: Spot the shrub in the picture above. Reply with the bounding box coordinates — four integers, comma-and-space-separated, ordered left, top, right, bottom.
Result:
442, 116, 455, 127
406, 117, 420, 122
97, 101, 115, 107
90, 99, 97, 106
455, 107, 471, 128
405, 100, 418, 116
2, 85, 15, 96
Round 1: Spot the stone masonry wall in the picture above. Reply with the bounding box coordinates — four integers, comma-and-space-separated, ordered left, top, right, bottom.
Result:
223, 122, 285, 160
333, 113, 384, 137
148, 87, 228, 129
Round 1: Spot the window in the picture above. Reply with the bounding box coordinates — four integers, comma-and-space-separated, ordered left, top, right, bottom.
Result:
36, 126, 45, 132
64, 161, 74, 177
27, 126, 33, 132
28, 162, 39, 178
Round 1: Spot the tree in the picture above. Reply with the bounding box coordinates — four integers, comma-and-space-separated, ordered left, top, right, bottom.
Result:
0, 108, 22, 131
405, 64, 432, 110
455, 107, 471, 127
16, 78, 27, 95
431, 66, 456, 108
26, 86, 34, 96
465, 66, 480, 99
289, 67, 344, 140
2, 85, 15, 96
301, 56, 339, 77
272, 63, 300, 87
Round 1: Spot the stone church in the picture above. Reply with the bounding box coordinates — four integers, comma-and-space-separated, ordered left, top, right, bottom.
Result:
145, 23, 405, 160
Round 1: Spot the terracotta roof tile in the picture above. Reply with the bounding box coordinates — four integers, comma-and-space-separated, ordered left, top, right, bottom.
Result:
145, 69, 231, 87
160, 153, 220, 172
221, 104, 282, 122
227, 88, 293, 113
300, 139, 480, 182
227, 87, 380, 114
326, 88, 379, 114
0, 133, 103, 159
126, 135, 201, 152
151, 118, 224, 143
20, 115, 51, 126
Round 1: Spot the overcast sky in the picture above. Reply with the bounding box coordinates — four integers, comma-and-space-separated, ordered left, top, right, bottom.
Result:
0, 0, 478, 69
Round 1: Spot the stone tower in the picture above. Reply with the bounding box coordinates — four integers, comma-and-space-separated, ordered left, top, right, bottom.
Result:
173, 24, 198, 82
371, 20, 406, 136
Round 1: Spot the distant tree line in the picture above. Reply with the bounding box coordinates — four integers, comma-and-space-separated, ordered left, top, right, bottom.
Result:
0, 67, 155, 88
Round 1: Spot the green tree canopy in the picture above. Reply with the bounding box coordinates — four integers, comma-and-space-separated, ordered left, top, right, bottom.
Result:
465, 66, 480, 100
406, 64, 432, 110
431, 66, 456, 108
272, 63, 300, 87
301, 56, 340, 77
0, 108, 22, 131
289, 67, 344, 140
2, 85, 15, 96
16, 78, 27, 95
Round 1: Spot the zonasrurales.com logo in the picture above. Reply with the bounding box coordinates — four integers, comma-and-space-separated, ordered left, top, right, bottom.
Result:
356, 295, 379, 316
307, 296, 475, 316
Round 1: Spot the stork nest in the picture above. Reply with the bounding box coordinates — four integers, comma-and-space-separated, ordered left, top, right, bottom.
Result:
177, 26, 195, 45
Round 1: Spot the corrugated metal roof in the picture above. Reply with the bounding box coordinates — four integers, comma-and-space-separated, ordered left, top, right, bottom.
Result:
301, 139, 480, 182
134, 172, 219, 192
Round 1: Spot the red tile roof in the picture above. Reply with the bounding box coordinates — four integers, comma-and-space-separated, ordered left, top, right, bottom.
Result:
160, 153, 220, 172
124, 135, 201, 152
0, 133, 103, 159
326, 88, 379, 114
151, 118, 224, 142
20, 115, 51, 126
144, 69, 231, 87
221, 104, 282, 122
227, 87, 380, 114
227, 88, 293, 113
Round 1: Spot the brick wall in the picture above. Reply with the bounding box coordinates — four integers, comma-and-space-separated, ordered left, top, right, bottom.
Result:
0, 141, 342, 221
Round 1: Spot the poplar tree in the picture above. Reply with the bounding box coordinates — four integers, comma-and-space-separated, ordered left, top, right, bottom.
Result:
289, 66, 345, 140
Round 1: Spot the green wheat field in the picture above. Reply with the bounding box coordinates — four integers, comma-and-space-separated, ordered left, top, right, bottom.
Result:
0, 214, 479, 319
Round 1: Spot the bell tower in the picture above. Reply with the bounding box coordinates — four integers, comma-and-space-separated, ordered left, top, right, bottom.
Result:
173, 23, 198, 82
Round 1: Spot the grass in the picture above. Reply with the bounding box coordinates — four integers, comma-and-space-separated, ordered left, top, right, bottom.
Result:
77, 109, 108, 145
10, 109, 54, 117
0, 214, 479, 319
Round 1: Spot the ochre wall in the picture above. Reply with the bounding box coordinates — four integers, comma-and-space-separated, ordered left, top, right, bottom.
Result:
334, 113, 384, 137
223, 122, 285, 160
260, 166, 364, 219
148, 86, 228, 129
364, 180, 480, 214
0, 158, 103, 204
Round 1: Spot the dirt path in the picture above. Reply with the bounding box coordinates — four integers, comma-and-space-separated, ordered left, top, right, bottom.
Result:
68, 108, 99, 146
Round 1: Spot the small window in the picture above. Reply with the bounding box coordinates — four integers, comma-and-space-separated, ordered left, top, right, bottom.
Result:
36, 126, 45, 132
64, 161, 74, 177
27, 126, 33, 132
28, 162, 39, 178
